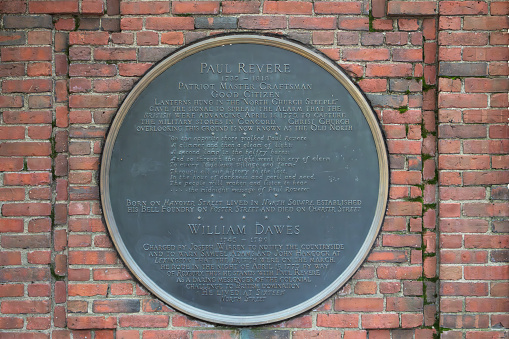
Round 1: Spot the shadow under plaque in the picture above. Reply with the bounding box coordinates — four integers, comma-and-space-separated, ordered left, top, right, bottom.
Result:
100, 34, 389, 325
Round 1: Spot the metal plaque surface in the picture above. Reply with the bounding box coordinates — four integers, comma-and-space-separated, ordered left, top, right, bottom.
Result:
101, 34, 389, 325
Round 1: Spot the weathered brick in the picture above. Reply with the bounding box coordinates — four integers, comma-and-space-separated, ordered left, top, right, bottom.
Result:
195, 17, 238, 29
67, 316, 117, 329
145, 17, 194, 30
172, 1, 220, 15
239, 16, 286, 30
315, 2, 362, 14
138, 47, 175, 62
222, 1, 260, 14
317, 314, 359, 328
388, 1, 437, 15
3, 15, 53, 29
440, 1, 488, 15
29, 1, 79, 14
120, 1, 169, 14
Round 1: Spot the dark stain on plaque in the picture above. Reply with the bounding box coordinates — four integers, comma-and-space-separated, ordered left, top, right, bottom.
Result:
101, 34, 389, 325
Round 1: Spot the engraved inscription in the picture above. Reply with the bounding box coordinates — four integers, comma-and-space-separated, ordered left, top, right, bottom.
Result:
103, 37, 387, 324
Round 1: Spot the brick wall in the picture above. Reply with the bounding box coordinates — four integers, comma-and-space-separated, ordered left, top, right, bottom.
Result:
0, 0, 506, 338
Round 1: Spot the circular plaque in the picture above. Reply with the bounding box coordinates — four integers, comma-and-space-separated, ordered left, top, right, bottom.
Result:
101, 34, 388, 325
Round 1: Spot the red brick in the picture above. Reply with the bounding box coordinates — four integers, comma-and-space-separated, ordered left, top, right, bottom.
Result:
439, 155, 490, 170
465, 79, 508, 93
0, 251, 22, 266
368, 251, 407, 263
2, 234, 50, 249
393, 49, 423, 62
263, 1, 312, 14
68, 283, 108, 297
172, 1, 219, 14
3, 79, 52, 93
120, 1, 169, 14
69, 94, 118, 108
388, 140, 421, 154
440, 1, 488, 15
160, 32, 184, 45
1, 300, 50, 314
388, 1, 436, 15
93, 300, 140, 313
383, 234, 421, 248
387, 201, 422, 216
0, 316, 24, 329
111, 283, 133, 296
239, 16, 286, 29
398, 19, 419, 31
440, 250, 487, 264
377, 266, 422, 279
94, 78, 135, 93
466, 298, 509, 312
465, 266, 509, 280
366, 63, 413, 77
441, 282, 489, 296
94, 48, 137, 61
136, 31, 158, 46
28, 31, 50, 45
0, 126, 25, 141
111, 32, 134, 45
145, 17, 194, 30
93, 268, 131, 281
222, 1, 260, 14
69, 32, 109, 45
1, 47, 52, 62
442, 314, 489, 330
28, 125, 51, 140
29, 1, 79, 14
361, 314, 399, 329
27, 62, 51, 77
0, 96, 23, 108
81, 1, 104, 15
28, 284, 51, 297
464, 47, 509, 61
387, 297, 423, 312
2, 203, 51, 217
67, 316, 117, 329
490, 32, 509, 46
439, 32, 488, 46
343, 48, 389, 61
354, 281, 377, 295
121, 17, 143, 30
69, 251, 117, 265
391, 171, 421, 185
142, 330, 191, 339
493, 155, 509, 169
315, 2, 362, 14
338, 18, 369, 31
0, 1, 27, 13
119, 315, 169, 328
439, 94, 487, 108
491, 2, 509, 15
317, 314, 359, 328
336, 298, 383, 312
464, 16, 509, 30
358, 79, 387, 93
0, 63, 25, 77
119, 63, 152, 77
70, 64, 117, 78
464, 203, 509, 217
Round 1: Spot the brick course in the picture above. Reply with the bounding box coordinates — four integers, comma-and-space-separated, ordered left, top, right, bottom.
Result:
0, 0, 506, 337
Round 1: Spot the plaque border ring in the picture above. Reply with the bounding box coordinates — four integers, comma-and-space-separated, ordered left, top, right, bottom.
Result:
100, 34, 389, 326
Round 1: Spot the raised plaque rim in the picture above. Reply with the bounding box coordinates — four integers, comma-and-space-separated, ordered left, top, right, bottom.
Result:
100, 33, 389, 326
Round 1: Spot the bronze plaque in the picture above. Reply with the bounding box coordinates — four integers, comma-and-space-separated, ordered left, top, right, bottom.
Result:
101, 34, 388, 325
